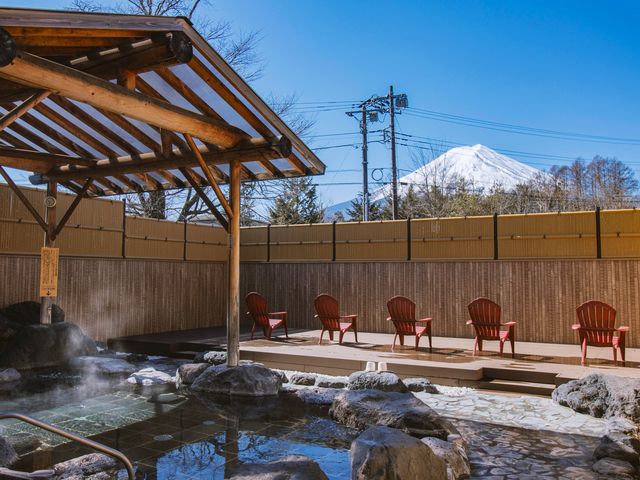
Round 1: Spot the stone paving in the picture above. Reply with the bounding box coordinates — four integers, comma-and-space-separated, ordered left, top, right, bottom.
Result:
415, 391, 609, 479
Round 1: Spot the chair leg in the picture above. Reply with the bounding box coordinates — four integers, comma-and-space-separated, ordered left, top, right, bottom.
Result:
581, 339, 587, 365
318, 328, 325, 345
329, 330, 334, 341
339, 330, 345, 345
392, 333, 398, 351
415, 335, 420, 351
251, 324, 256, 340
510, 335, 515, 359
473, 337, 479, 356
613, 346, 618, 367
267, 326, 273, 340
283, 320, 289, 338
353, 323, 358, 343
399, 334, 404, 346
499, 339, 504, 358
428, 325, 433, 353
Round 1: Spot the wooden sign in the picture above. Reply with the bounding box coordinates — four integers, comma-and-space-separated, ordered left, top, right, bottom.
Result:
39, 247, 59, 297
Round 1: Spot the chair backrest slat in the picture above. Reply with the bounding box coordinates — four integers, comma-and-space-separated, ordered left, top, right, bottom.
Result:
468, 297, 501, 339
246, 292, 270, 327
387, 296, 417, 335
576, 300, 616, 344
314, 294, 341, 330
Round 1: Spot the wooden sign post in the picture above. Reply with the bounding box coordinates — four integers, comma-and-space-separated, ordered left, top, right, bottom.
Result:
39, 247, 59, 323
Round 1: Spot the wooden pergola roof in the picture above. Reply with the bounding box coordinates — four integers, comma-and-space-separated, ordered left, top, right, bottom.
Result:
0, 8, 325, 206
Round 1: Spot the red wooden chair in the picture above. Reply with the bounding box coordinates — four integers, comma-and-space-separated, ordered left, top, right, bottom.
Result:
245, 292, 289, 340
467, 298, 516, 358
386, 296, 433, 352
313, 294, 358, 345
574, 300, 628, 366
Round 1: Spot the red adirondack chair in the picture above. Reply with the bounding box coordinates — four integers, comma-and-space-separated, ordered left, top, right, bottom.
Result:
386, 296, 433, 352
313, 294, 358, 345
245, 292, 289, 340
467, 298, 516, 358
574, 300, 628, 366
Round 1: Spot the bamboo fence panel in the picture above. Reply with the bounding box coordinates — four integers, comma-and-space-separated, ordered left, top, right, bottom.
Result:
186, 222, 227, 261
0, 256, 227, 341
240, 259, 640, 347
336, 220, 406, 260
125, 217, 184, 259
411, 216, 493, 259
601, 209, 640, 258
270, 224, 332, 261
498, 211, 596, 258
240, 226, 267, 261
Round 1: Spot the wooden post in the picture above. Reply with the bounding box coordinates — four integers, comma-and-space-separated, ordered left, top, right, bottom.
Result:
122, 199, 126, 259
227, 160, 241, 367
596, 207, 602, 259
40, 181, 57, 324
494, 213, 499, 260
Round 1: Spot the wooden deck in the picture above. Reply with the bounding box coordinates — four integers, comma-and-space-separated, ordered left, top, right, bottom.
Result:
108, 328, 640, 396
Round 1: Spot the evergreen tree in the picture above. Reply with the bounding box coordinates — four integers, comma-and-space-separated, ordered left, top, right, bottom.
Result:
345, 192, 385, 221
268, 177, 325, 224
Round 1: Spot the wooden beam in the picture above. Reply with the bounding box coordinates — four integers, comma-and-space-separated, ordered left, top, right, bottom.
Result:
0, 145, 94, 172
0, 166, 47, 231
34, 137, 290, 183
6, 122, 68, 156
155, 67, 224, 121
0, 27, 16, 68
0, 49, 251, 148
161, 129, 172, 157
51, 178, 94, 240
179, 167, 228, 232
0, 89, 50, 132
185, 133, 232, 218
0, 129, 37, 151
116, 68, 136, 90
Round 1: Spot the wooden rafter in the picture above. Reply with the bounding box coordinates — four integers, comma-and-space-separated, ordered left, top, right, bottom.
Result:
178, 167, 228, 232
51, 178, 94, 240
0, 47, 251, 148
0, 89, 50, 132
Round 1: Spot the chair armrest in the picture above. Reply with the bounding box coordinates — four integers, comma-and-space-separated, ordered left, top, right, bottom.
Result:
572, 324, 581, 330
387, 317, 393, 322
417, 318, 433, 323
502, 322, 517, 326
314, 314, 319, 318
618, 326, 630, 332
269, 311, 287, 316
340, 315, 358, 319
466, 320, 473, 325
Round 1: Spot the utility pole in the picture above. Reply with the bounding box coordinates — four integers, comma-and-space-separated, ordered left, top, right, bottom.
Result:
361, 104, 369, 221
389, 85, 398, 220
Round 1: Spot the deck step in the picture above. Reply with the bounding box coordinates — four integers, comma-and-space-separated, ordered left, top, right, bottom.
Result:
479, 378, 556, 396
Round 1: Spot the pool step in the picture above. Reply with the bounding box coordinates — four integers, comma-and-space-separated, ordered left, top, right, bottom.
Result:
479, 378, 557, 396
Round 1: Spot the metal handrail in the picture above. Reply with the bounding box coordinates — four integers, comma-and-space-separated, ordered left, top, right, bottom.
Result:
0, 412, 135, 480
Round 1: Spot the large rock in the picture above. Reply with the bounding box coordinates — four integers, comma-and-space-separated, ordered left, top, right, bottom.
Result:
315, 375, 347, 389
52, 453, 117, 479
0, 323, 96, 370
126, 367, 174, 386
176, 363, 210, 388
351, 426, 447, 480
229, 455, 329, 479
0, 436, 18, 468
592, 457, 636, 479
0, 301, 64, 325
193, 350, 226, 365
421, 437, 470, 480
348, 371, 409, 393
594, 441, 640, 466
330, 389, 459, 440
281, 386, 342, 407
190, 364, 282, 396
606, 416, 639, 437
404, 377, 439, 394
68, 356, 137, 376
0, 368, 20, 384
290, 373, 316, 386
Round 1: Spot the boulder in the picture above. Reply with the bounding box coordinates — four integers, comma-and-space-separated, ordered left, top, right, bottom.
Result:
404, 377, 439, 394
592, 457, 636, 479
290, 373, 316, 386
0, 436, 18, 468
193, 350, 226, 365
229, 455, 329, 479
176, 363, 210, 388
594, 441, 640, 466
421, 437, 470, 480
52, 453, 117, 479
281, 386, 342, 407
272, 370, 289, 384
68, 356, 136, 376
605, 417, 639, 437
0, 368, 20, 384
315, 375, 347, 389
125, 353, 148, 362
600, 430, 640, 457
351, 426, 447, 480
0, 301, 64, 325
0, 323, 97, 370
348, 371, 409, 393
552, 373, 640, 420
330, 389, 460, 440
190, 364, 282, 396
126, 367, 174, 386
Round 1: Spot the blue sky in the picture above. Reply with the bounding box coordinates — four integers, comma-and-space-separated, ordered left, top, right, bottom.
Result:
2, 0, 639, 208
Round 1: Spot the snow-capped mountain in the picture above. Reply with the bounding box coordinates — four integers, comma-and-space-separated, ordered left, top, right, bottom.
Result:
329, 144, 545, 215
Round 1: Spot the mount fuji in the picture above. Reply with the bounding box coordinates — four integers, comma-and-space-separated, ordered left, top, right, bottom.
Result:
329, 144, 545, 216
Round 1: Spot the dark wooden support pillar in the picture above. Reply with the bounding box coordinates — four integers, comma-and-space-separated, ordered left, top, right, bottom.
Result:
40, 181, 57, 324
227, 160, 241, 367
